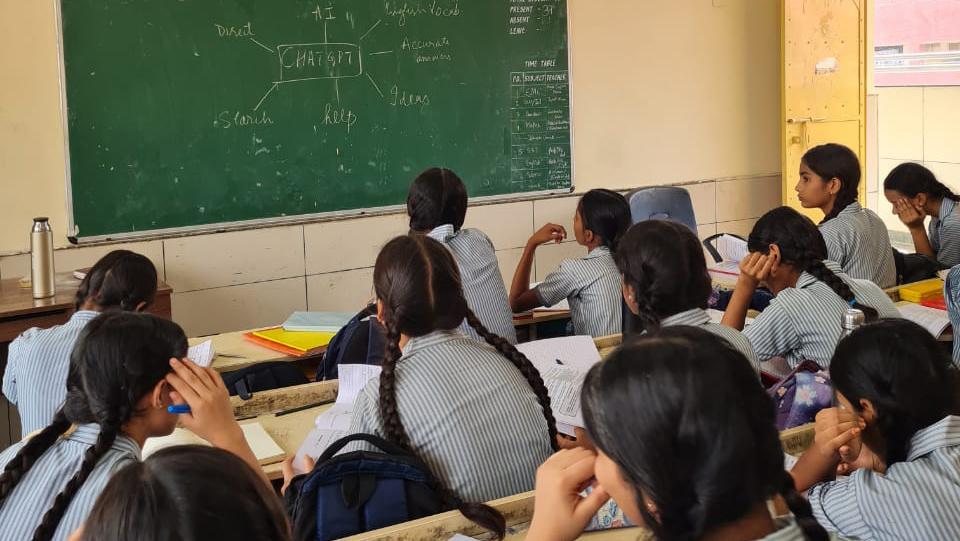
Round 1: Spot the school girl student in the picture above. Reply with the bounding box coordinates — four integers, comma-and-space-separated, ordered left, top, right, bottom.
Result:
3, 250, 157, 436
615, 220, 759, 371
328, 235, 557, 536
792, 319, 960, 540
0, 312, 266, 541
885, 162, 960, 270
721, 207, 899, 369
796, 144, 896, 288
509, 189, 631, 337
406, 167, 517, 344
526, 327, 829, 541
72, 446, 290, 541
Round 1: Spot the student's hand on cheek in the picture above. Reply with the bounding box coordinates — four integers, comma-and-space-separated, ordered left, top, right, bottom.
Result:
526, 449, 610, 541
165, 358, 244, 448
738, 251, 776, 288
894, 198, 926, 228
529, 223, 568, 246
813, 407, 864, 460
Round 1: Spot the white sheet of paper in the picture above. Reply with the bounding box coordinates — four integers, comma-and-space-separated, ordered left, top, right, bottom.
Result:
449, 535, 482, 541
293, 403, 359, 473
516, 335, 602, 373
708, 261, 742, 276
187, 340, 215, 368
706, 309, 754, 327
517, 336, 601, 434
898, 303, 952, 337
335, 364, 382, 405
717, 234, 749, 263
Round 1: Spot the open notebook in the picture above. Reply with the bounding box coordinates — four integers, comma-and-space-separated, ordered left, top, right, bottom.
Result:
707, 234, 748, 276
142, 422, 286, 465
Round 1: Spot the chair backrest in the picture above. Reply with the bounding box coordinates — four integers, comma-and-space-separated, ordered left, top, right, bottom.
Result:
625, 186, 698, 232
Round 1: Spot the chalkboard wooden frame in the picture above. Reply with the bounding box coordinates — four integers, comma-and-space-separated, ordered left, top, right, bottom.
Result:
54, 0, 576, 243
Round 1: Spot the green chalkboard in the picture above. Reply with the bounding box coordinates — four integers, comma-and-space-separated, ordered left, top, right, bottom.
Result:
60, 0, 572, 239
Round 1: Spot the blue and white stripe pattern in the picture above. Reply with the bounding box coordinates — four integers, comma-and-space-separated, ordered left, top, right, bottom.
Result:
2, 311, 99, 437
427, 225, 517, 344
0, 424, 141, 541
944, 265, 960, 367
535, 245, 622, 337
345, 330, 553, 503
808, 415, 960, 541
819, 202, 897, 288
929, 197, 960, 268
661, 308, 760, 373
744, 261, 900, 368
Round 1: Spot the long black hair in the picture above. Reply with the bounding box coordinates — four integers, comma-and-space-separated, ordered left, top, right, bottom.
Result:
406, 167, 469, 232
615, 220, 712, 332
74, 250, 158, 312
884, 162, 960, 203
577, 189, 631, 253
80, 445, 290, 541
802, 143, 861, 223
582, 327, 828, 541
373, 234, 558, 538
748, 206, 878, 320
831, 319, 960, 465
0, 312, 187, 541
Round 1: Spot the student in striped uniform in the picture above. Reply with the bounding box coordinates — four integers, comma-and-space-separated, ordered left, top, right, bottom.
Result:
885, 162, 960, 269
510, 189, 631, 337
2, 250, 158, 437
75, 446, 290, 541
615, 220, 760, 372
526, 327, 830, 541
338, 235, 556, 538
0, 313, 268, 541
406, 167, 517, 344
792, 320, 960, 541
722, 207, 900, 369
796, 144, 896, 288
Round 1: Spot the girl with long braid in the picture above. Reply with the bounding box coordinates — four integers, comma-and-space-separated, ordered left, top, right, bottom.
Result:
0, 312, 270, 541
344, 234, 557, 537
615, 220, 759, 372
526, 327, 830, 541
721, 207, 899, 369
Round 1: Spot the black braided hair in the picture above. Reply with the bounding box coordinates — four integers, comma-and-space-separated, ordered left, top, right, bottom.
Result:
748, 207, 879, 321
577, 189, 631, 253
778, 472, 829, 541
406, 167, 468, 232
801, 144, 862, 224
74, 250, 158, 312
884, 162, 960, 203
0, 312, 187, 541
615, 220, 712, 334
581, 327, 828, 540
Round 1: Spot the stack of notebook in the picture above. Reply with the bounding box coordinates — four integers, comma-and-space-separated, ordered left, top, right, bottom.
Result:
242, 312, 353, 357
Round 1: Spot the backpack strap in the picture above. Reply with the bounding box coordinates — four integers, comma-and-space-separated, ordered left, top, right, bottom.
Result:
318, 433, 414, 462
236, 377, 252, 400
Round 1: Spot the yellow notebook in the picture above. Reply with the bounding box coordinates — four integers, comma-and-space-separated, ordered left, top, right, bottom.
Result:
250, 327, 335, 353
899, 279, 944, 303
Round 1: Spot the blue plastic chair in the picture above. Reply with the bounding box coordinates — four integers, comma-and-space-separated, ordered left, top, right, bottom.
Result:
625, 186, 698, 232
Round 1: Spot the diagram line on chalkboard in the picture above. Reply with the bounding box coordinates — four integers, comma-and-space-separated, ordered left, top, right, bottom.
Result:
254, 83, 278, 112
248, 37, 274, 54
360, 19, 381, 41
365, 73, 384, 98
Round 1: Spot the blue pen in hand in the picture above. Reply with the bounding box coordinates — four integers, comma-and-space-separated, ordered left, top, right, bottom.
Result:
167, 404, 191, 414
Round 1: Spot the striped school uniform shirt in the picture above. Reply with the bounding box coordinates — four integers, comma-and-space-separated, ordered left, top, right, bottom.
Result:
0, 424, 141, 541
808, 415, 960, 541
535, 245, 622, 337
660, 308, 760, 373
945, 265, 960, 367
743, 261, 900, 369
819, 202, 897, 288
929, 197, 960, 268
428, 225, 517, 344
2, 310, 99, 437
345, 330, 553, 503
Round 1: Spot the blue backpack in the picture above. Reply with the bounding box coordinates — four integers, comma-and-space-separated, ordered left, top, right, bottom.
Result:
317, 304, 387, 381
284, 433, 452, 541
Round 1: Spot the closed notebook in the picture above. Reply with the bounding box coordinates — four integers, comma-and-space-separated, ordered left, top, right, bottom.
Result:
250, 327, 336, 353
282, 311, 354, 333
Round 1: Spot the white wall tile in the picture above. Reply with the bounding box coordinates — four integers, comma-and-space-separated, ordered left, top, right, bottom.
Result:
688, 182, 717, 225
532, 196, 578, 240
464, 201, 534, 250
495, 248, 523, 289
534, 242, 588, 282
923, 87, 960, 164
306, 268, 376, 313
877, 87, 923, 161
54, 241, 166, 281
173, 277, 306, 337
925, 161, 960, 196
715, 176, 781, 222
165, 226, 305, 292
304, 214, 407, 275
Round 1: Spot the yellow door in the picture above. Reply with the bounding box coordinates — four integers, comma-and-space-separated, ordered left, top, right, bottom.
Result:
782, 0, 867, 221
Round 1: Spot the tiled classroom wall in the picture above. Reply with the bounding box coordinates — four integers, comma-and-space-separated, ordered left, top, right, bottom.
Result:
0, 175, 782, 337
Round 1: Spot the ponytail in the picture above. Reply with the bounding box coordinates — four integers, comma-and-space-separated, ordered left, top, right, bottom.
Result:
779, 473, 830, 541
884, 162, 960, 203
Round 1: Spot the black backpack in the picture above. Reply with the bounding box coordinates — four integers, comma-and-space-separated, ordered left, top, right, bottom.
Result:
317, 304, 387, 381
284, 433, 452, 541
221, 361, 309, 399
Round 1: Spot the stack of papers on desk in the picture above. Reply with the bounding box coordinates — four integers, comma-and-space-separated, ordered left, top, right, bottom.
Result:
282, 311, 354, 333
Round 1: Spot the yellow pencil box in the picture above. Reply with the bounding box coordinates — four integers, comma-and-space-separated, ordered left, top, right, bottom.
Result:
899, 279, 944, 303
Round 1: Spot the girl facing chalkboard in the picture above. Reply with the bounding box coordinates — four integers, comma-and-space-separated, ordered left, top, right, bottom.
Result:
509, 189, 630, 337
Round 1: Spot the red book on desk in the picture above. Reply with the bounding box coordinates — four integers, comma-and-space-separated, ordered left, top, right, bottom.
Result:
921, 297, 947, 311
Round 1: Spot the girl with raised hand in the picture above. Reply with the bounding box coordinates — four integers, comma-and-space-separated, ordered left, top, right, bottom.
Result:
526, 327, 829, 541
0, 312, 266, 541
721, 206, 899, 369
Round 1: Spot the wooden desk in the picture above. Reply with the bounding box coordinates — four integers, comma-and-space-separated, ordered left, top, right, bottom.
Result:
0, 273, 172, 450
242, 403, 332, 481
514, 310, 571, 341
188, 330, 326, 374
